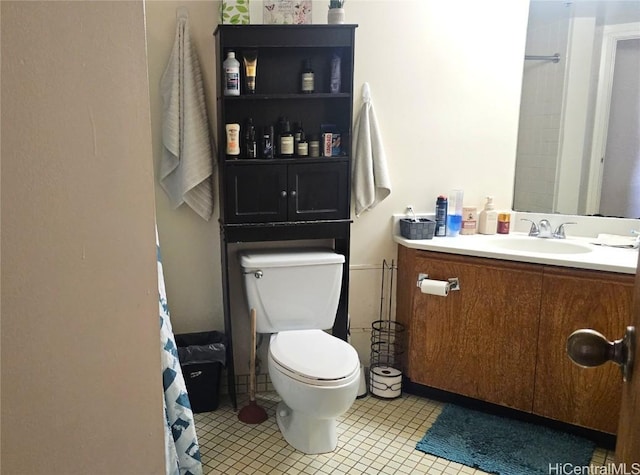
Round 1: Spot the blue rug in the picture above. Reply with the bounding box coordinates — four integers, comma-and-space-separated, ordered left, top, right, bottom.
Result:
416, 404, 596, 475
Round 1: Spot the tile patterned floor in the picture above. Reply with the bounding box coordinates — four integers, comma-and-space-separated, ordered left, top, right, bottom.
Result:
194, 391, 614, 475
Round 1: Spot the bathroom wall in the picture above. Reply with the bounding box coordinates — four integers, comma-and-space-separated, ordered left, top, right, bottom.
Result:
1, 1, 165, 473
145, 0, 530, 375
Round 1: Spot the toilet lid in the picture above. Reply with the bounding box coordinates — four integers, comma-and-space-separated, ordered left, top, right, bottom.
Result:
270, 330, 359, 381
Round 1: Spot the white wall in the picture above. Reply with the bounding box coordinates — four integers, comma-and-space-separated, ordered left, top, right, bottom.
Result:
1, 1, 165, 472
145, 0, 530, 376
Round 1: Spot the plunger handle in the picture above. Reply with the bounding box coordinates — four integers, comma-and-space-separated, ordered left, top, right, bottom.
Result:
249, 308, 257, 402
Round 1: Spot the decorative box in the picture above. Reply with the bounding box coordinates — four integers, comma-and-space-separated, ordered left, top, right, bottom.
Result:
264, 0, 312, 24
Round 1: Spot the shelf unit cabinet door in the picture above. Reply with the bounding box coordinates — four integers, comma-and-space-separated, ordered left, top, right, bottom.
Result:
287, 162, 349, 221
406, 251, 542, 412
225, 164, 288, 223
534, 267, 634, 434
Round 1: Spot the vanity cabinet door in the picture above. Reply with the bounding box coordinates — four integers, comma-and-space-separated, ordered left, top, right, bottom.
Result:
534, 267, 634, 434
401, 249, 543, 412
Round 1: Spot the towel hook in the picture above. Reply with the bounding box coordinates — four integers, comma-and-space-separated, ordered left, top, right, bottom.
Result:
177, 6, 189, 19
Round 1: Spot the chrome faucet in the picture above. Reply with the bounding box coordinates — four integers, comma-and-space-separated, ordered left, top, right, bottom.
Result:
520, 219, 576, 239
521, 218, 540, 237
538, 219, 552, 238
553, 222, 577, 239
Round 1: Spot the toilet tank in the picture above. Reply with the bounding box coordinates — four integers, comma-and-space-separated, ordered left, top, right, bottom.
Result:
238, 248, 345, 333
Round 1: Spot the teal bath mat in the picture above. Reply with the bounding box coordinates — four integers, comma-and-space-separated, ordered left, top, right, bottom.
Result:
416, 404, 596, 475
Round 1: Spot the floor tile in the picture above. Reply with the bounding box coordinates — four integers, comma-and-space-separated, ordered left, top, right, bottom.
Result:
194, 391, 613, 474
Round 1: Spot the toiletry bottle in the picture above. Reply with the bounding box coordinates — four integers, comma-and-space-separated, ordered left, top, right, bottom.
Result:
478, 197, 498, 235
446, 189, 463, 237
296, 127, 308, 157
330, 53, 341, 93
301, 59, 314, 93
223, 51, 240, 96
225, 123, 240, 157
293, 121, 302, 153
242, 50, 257, 94
435, 195, 448, 237
279, 118, 294, 157
244, 118, 257, 158
497, 213, 511, 234
261, 125, 274, 159
460, 207, 477, 235
309, 136, 320, 157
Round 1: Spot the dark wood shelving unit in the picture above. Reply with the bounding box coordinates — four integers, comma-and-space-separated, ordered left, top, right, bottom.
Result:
214, 24, 357, 409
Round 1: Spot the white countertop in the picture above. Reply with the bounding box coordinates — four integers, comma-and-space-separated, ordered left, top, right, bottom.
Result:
393, 232, 638, 275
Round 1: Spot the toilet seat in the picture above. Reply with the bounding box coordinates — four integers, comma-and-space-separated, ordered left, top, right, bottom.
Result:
270, 330, 360, 387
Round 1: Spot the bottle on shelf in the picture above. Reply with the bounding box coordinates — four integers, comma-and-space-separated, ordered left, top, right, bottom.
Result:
261, 125, 274, 159
223, 51, 240, 96
309, 135, 320, 157
297, 127, 308, 157
293, 122, 302, 152
301, 59, 315, 94
225, 123, 240, 157
244, 118, 257, 158
278, 117, 294, 157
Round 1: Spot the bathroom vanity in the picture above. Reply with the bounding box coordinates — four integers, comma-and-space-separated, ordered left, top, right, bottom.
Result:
394, 231, 637, 434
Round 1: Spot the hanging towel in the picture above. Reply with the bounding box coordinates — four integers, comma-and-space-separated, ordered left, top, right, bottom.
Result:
352, 82, 391, 217
160, 8, 215, 221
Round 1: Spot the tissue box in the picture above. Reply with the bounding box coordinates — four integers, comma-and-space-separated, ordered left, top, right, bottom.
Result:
222, 0, 250, 24
400, 218, 436, 240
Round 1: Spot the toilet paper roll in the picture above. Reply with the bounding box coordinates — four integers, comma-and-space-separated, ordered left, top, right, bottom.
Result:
419, 278, 450, 297
370, 366, 402, 399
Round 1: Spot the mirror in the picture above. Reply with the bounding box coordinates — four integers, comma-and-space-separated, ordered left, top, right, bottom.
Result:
513, 1, 640, 219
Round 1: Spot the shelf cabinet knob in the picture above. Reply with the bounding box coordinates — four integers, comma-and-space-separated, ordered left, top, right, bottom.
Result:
280, 191, 287, 198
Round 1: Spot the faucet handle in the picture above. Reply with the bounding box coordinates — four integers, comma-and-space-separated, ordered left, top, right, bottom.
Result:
520, 219, 539, 237
553, 222, 577, 239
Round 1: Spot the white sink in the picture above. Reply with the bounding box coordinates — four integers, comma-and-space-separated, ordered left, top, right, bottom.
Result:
486, 236, 593, 255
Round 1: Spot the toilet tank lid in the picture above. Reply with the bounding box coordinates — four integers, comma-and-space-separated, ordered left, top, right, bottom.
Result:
239, 248, 345, 269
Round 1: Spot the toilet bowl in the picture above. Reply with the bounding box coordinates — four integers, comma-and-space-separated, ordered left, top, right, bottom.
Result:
239, 248, 361, 454
269, 330, 360, 454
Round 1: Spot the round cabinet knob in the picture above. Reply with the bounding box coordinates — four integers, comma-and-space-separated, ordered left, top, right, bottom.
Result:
566, 326, 635, 382
290, 190, 297, 197
280, 191, 287, 198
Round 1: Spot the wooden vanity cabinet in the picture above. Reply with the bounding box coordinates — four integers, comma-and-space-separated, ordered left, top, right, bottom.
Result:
397, 244, 635, 433
534, 267, 634, 434
396, 246, 543, 412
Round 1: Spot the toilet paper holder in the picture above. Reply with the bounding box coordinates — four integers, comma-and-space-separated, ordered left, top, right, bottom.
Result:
417, 273, 460, 291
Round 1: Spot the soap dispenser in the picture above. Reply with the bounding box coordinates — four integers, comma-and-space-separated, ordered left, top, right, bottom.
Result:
478, 196, 498, 235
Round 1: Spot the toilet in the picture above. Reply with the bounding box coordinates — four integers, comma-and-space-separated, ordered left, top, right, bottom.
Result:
239, 248, 361, 454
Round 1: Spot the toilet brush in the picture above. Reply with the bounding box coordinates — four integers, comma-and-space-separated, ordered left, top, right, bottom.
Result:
238, 308, 268, 424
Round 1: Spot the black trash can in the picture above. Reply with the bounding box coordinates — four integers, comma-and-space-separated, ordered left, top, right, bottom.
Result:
175, 331, 226, 413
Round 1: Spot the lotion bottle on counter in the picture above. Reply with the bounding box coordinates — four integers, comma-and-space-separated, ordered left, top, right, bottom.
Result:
478, 196, 498, 235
